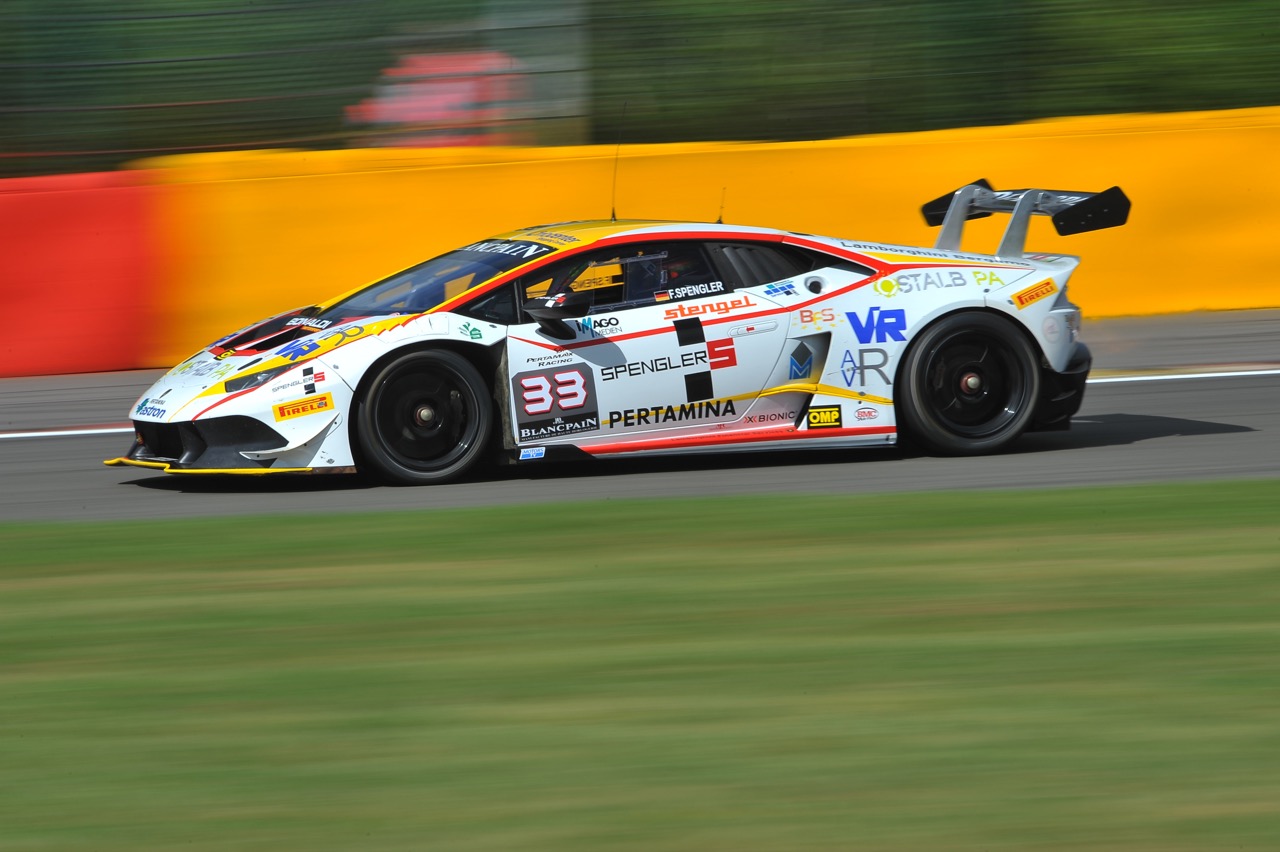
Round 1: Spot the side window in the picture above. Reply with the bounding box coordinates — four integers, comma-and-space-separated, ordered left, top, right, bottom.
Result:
455, 282, 519, 324
517, 242, 724, 312
521, 252, 626, 308
711, 243, 821, 288
648, 243, 724, 303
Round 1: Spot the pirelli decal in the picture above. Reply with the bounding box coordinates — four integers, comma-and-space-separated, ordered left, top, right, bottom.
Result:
1013, 279, 1057, 309
274, 392, 334, 421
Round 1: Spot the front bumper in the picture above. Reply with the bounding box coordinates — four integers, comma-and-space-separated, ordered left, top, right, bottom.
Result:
105, 415, 331, 474
1029, 342, 1091, 432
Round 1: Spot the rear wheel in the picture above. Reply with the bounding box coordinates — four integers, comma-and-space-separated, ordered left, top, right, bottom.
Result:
356, 349, 492, 485
898, 312, 1041, 455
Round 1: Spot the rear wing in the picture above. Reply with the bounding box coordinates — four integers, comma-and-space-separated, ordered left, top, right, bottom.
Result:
922, 179, 1130, 259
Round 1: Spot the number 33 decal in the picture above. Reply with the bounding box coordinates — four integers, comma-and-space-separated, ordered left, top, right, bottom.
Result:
520, 369, 588, 415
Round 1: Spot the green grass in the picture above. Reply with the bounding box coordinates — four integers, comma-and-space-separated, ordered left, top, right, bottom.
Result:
2, 481, 1279, 850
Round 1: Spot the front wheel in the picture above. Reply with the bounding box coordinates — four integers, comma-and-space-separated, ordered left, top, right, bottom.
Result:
898, 312, 1041, 455
356, 349, 493, 485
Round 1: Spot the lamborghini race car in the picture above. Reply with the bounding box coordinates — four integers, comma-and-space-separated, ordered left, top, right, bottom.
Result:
107, 180, 1130, 485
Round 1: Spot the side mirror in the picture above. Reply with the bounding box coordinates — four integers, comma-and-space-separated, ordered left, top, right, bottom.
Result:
523, 291, 592, 320
522, 292, 592, 341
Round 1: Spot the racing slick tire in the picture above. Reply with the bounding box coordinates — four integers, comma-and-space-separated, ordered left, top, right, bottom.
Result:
898, 311, 1041, 455
356, 349, 493, 485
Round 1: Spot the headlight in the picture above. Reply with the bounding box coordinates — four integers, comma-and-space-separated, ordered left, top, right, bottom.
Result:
224, 364, 294, 393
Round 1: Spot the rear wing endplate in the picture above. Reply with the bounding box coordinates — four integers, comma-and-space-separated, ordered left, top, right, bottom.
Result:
922, 179, 1130, 259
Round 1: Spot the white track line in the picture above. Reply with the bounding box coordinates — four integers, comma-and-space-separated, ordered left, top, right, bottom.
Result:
0, 426, 134, 440
0, 368, 1277, 441
1088, 368, 1280, 384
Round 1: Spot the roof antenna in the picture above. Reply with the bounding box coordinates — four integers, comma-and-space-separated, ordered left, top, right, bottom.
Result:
610, 102, 628, 222
716, 187, 727, 224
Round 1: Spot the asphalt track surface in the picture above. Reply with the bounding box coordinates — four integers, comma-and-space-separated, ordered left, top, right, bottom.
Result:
2, 310, 1277, 523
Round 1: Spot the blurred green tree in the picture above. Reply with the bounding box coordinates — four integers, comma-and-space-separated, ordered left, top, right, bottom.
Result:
2, 0, 1279, 176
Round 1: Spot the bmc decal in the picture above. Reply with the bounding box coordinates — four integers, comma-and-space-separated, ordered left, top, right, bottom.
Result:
855, 407, 878, 421
846, 307, 907, 344
807, 405, 843, 429
512, 368, 600, 441
1013, 279, 1058, 309
274, 392, 334, 421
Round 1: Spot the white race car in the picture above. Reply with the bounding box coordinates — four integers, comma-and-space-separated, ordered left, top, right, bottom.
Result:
107, 180, 1130, 484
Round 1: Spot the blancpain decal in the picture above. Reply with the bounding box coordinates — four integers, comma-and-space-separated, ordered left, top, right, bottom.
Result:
460, 240, 552, 259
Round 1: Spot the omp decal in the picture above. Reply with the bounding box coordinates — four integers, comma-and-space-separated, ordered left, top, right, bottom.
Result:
1013, 279, 1058, 309
273, 392, 334, 421
807, 405, 843, 428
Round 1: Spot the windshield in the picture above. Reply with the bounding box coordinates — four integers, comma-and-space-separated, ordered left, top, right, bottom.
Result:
317, 239, 555, 321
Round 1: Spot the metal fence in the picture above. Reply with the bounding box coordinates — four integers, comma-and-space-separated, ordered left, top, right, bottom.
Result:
2, 0, 1278, 177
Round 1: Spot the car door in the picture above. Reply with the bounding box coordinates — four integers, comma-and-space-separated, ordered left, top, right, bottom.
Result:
505, 239, 791, 448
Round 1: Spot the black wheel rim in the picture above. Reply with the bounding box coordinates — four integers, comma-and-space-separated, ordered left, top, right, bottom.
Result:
370, 362, 480, 472
921, 330, 1032, 438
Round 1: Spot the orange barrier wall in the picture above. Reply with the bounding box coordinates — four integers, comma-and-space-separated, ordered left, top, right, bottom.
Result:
0, 171, 161, 378
3, 107, 1278, 376
135, 106, 1280, 365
